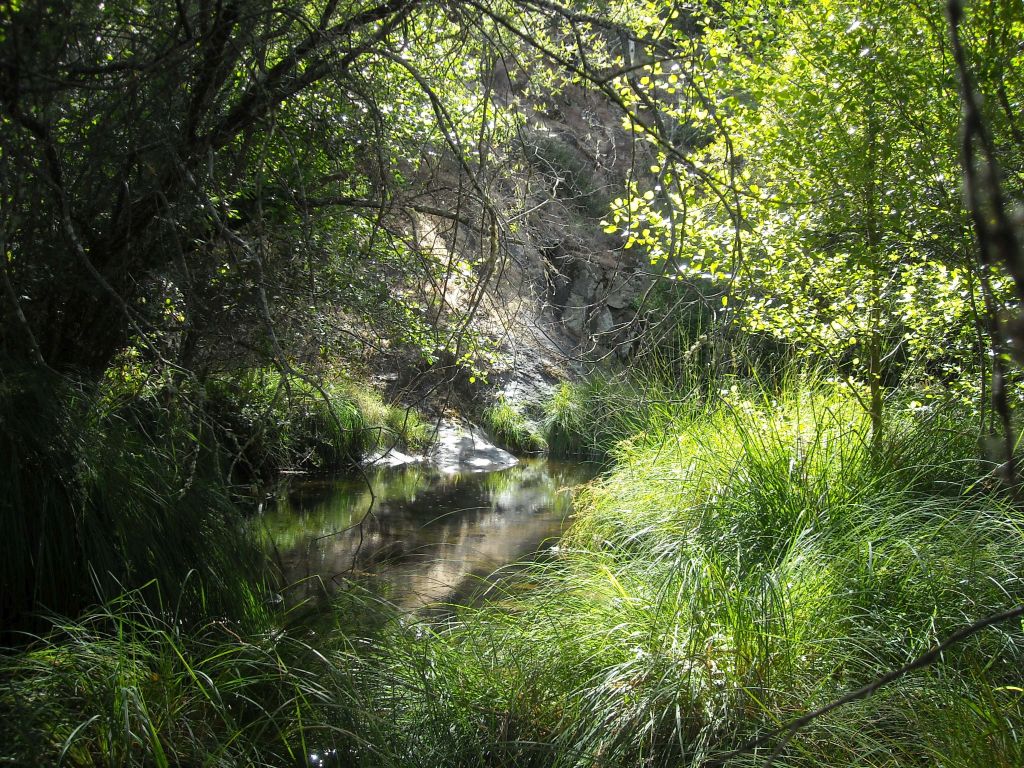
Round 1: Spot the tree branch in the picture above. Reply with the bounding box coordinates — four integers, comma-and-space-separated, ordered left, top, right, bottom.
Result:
702, 604, 1024, 767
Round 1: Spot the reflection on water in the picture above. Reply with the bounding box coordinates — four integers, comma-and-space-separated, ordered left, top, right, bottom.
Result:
261, 459, 595, 612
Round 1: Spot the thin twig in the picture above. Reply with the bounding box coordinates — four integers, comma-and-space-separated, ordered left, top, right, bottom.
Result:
702, 604, 1024, 767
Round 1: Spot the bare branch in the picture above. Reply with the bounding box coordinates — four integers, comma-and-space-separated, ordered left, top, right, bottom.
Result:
702, 604, 1024, 767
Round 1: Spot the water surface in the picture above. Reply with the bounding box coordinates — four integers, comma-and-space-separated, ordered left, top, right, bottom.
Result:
262, 459, 594, 612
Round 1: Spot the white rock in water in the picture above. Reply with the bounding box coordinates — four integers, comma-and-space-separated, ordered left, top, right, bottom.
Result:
363, 447, 422, 468
429, 420, 518, 474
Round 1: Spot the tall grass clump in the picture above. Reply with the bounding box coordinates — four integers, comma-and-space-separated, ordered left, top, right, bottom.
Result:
363, 380, 1024, 766
0, 586, 403, 768
0, 363, 267, 635
205, 368, 428, 479
482, 398, 547, 454
543, 373, 702, 460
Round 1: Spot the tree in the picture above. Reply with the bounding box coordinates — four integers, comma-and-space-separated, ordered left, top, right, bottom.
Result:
0, 0, 552, 381
602, 0, 1023, 446
3, 0, 671, 631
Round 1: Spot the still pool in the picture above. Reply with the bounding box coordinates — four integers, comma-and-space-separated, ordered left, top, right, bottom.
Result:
260, 459, 597, 613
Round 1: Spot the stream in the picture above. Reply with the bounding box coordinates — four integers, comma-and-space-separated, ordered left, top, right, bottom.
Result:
261, 458, 596, 613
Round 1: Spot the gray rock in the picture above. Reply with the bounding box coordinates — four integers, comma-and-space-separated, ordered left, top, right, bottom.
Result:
364, 447, 423, 468
592, 306, 615, 335
428, 420, 519, 474
562, 304, 587, 336
605, 269, 653, 310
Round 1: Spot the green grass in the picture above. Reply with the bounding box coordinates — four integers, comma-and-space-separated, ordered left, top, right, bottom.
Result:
364, 380, 1024, 766
0, 365, 268, 635
482, 399, 547, 454
5, 375, 1023, 767
0, 361, 427, 635
0, 586, 401, 768
543, 373, 702, 460
205, 368, 429, 480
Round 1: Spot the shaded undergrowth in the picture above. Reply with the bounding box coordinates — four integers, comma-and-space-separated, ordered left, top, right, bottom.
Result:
205, 368, 429, 481
0, 361, 426, 636
0, 365, 267, 635
1, 586, 398, 768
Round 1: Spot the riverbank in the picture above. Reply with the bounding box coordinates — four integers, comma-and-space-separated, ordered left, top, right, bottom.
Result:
0, 364, 432, 635
4, 378, 1022, 766
340, 380, 1024, 767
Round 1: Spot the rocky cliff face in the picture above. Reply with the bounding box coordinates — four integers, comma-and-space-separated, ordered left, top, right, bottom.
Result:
516, 84, 663, 361
463, 82, 667, 413
387, 69, 666, 415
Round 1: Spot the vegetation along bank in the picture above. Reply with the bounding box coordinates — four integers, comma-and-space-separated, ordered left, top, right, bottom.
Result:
2, 0, 1023, 765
